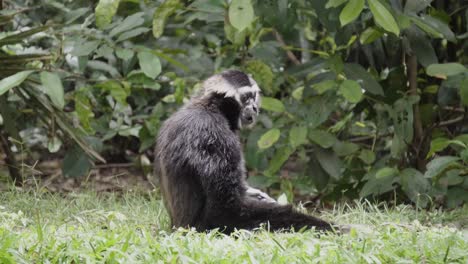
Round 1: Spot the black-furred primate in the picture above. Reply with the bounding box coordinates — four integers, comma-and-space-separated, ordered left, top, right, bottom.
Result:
154, 70, 334, 233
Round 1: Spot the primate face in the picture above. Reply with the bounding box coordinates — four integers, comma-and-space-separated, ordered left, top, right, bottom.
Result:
239, 89, 260, 127
201, 70, 262, 128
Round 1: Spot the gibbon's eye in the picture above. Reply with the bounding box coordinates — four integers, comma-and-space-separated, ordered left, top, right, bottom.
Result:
240, 92, 254, 103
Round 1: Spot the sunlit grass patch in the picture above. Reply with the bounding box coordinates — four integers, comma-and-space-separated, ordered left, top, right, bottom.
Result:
0, 191, 466, 263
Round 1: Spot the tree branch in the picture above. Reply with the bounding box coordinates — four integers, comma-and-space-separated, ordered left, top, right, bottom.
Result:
274, 30, 301, 66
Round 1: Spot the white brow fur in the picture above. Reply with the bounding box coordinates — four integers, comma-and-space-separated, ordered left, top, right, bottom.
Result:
202, 74, 260, 103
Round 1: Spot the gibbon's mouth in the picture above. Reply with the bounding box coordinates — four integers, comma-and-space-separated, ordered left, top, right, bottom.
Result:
240, 107, 258, 127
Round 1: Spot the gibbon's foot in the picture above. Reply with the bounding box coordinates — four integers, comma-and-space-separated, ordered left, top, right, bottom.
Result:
245, 187, 277, 203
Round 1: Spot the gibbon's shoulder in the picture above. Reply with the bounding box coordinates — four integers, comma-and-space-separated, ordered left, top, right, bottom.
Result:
161, 107, 231, 140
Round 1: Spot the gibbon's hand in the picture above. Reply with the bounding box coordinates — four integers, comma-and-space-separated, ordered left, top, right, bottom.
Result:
245, 187, 277, 203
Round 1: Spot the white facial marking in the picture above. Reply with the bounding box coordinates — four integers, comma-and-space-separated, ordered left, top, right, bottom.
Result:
202, 74, 260, 105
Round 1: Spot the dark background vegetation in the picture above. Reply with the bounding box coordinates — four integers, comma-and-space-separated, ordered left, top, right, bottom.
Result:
0, 0, 467, 207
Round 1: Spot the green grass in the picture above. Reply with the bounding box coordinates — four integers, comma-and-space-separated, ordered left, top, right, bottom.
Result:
0, 190, 467, 263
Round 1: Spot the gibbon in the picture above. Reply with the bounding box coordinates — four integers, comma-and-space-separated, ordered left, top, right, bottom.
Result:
154, 70, 334, 233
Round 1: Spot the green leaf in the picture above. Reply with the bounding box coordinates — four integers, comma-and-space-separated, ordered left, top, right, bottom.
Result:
360, 27, 383, 44
48, 136, 62, 153
426, 63, 467, 79
344, 63, 384, 95
228, 0, 255, 31
309, 130, 336, 148
360, 170, 396, 197
0, 70, 34, 96
404, 0, 432, 13
40, 72, 65, 109
258, 128, 281, 149
95, 0, 120, 29
137, 51, 162, 79
312, 80, 337, 94
417, 14, 455, 42
326, 0, 347, 8
333, 141, 359, 156
367, 0, 400, 35
97, 80, 128, 105
292, 86, 304, 101
289, 126, 308, 148
116, 48, 134, 61
71, 40, 100, 57
260, 97, 285, 113
277, 193, 288, 205
400, 168, 431, 207
153, 0, 180, 38
406, 27, 437, 67
75, 88, 95, 134
62, 146, 93, 177
460, 77, 468, 106
264, 146, 295, 175
376, 167, 398, 179
358, 149, 375, 164
116, 27, 150, 42
339, 0, 365, 26
339, 80, 363, 103
109, 12, 145, 37
315, 148, 343, 180
245, 60, 274, 94
424, 156, 461, 179
427, 137, 451, 158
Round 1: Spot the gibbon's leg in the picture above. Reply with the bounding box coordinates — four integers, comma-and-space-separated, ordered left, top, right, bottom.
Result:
237, 198, 334, 232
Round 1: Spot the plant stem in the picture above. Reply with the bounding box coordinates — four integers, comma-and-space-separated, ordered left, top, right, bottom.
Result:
406, 54, 425, 170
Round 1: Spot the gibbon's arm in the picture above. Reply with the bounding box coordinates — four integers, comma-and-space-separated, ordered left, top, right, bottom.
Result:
182, 117, 246, 203
245, 187, 276, 203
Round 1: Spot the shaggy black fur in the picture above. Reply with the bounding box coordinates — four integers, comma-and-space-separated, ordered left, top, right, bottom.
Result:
154, 71, 333, 233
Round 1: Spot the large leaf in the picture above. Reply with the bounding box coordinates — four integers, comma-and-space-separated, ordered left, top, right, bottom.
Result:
109, 12, 145, 37
400, 168, 431, 207
360, 170, 397, 197
406, 27, 437, 67
260, 97, 285, 112
0, 70, 34, 96
228, 0, 255, 31
426, 137, 466, 158
40, 72, 65, 109
426, 63, 467, 79
368, 0, 400, 35
71, 40, 100, 57
137, 51, 162, 79
0, 26, 49, 46
344, 63, 384, 95
358, 149, 376, 164
339, 80, 363, 103
153, 0, 180, 38
404, 0, 432, 13
339, 0, 365, 26
95, 0, 120, 29
62, 146, 93, 177
333, 141, 359, 156
360, 27, 384, 44
289, 126, 308, 148
424, 156, 461, 179
414, 14, 456, 42
326, 0, 347, 8
264, 146, 295, 175
315, 148, 343, 180
460, 77, 468, 106
308, 129, 336, 148
258, 128, 281, 149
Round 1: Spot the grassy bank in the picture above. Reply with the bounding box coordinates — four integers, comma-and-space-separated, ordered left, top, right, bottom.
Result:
0, 190, 467, 263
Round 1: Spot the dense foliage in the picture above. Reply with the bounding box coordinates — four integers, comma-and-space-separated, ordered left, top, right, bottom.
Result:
0, 0, 467, 207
